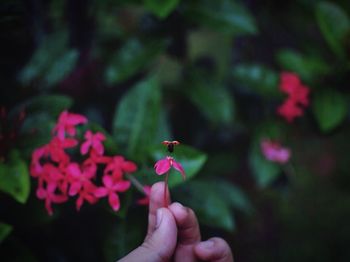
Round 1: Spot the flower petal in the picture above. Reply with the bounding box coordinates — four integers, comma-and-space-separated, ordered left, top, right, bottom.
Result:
80, 141, 91, 155
108, 193, 120, 211
172, 160, 186, 180
94, 187, 108, 198
112, 180, 131, 192
154, 158, 171, 175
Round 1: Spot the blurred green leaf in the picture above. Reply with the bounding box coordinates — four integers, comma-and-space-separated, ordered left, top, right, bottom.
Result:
188, 30, 231, 78
151, 144, 207, 187
105, 38, 166, 85
11, 95, 73, 117
184, 0, 257, 35
113, 76, 161, 160
186, 76, 235, 126
276, 49, 330, 82
144, 0, 180, 18
249, 143, 281, 188
44, 49, 79, 87
215, 181, 254, 214
0, 222, 12, 243
18, 31, 78, 88
177, 180, 235, 231
232, 63, 279, 97
316, 1, 350, 57
312, 89, 348, 132
0, 152, 30, 204
249, 122, 284, 187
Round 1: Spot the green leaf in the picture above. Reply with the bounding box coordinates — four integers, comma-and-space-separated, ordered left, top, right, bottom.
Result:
11, 94, 73, 117
44, 49, 79, 87
0, 222, 12, 243
151, 144, 207, 187
113, 76, 161, 160
186, 77, 235, 126
249, 122, 285, 188
188, 30, 231, 78
176, 180, 235, 231
144, 0, 180, 18
18, 31, 78, 88
0, 153, 30, 204
184, 0, 257, 35
316, 1, 350, 57
215, 181, 253, 214
312, 89, 348, 132
276, 49, 330, 82
232, 63, 279, 97
249, 144, 281, 188
105, 38, 166, 85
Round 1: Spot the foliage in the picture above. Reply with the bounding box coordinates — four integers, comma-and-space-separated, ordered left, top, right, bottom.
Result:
1, 0, 350, 261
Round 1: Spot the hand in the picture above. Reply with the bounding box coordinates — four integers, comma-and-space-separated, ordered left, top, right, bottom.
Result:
118, 182, 234, 262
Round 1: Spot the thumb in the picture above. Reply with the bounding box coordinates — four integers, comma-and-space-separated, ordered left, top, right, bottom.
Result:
118, 208, 177, 262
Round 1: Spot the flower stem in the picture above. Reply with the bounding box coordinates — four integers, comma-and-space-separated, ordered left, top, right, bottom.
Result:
164, 172, 169, 207
126, 174, 147, 195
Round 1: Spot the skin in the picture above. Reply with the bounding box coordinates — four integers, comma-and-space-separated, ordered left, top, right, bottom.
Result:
118, 182, 234, 262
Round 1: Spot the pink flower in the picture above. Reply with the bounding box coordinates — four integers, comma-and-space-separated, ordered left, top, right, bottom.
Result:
94, 175, 131, 211
76, 182, 98, 211
36, 183, 68, 215
66, 163, 96, 196
277, 72, 310, 123
30, 146, 47, 177
137, 185, 151, 206
277, 98, 303, 123
261, 139, 291, 164
53, 110, 87, 140
154, 156, 186, 180
104, 156, 137, 180
80, 130, 106, 155
46, 137, 78, 164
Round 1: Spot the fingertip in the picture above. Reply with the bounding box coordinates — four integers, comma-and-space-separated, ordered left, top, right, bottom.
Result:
194, 237, 233, 262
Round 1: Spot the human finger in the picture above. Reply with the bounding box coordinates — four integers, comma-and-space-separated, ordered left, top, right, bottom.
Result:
194, 237, 233, 262
169, 202, 201, 262
147, 182, 171, 236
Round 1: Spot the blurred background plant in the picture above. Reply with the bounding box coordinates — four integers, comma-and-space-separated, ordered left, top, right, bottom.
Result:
1, 0, 350, 261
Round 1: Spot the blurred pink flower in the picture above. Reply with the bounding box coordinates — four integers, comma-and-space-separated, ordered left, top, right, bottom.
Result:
154, 156, 186, 180
261, 139, 291, 164
94, 175, 131, 211
36, 183, 68, 216
66, 163, 96, 196
80, 130, 106, 155
53, 110, 87, 140
104, 156, 137, 180
277, 72, 310, 123
277, 98, 303, 123
137, 185, 151, 206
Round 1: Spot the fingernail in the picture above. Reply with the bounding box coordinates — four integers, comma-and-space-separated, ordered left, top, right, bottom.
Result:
198, 240, 214, 250
156, 209, 163, 229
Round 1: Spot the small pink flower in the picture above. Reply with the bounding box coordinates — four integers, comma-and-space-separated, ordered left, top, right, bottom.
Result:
277, 98, 303, 123
137, 185, 151, 206
277, 72, 310, 123
36, 183, 68, 215
94, 175, 131, 211
53, 110, 87, 140
261, 139, 291, 164
80, 130, 106, 155
154, 156, 186, 180
66, 163, 96, 196
104, 156, 137, 180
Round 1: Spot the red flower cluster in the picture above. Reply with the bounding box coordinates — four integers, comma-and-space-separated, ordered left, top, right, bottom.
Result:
30, 110, 137, 215
277, 72, 310, 123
